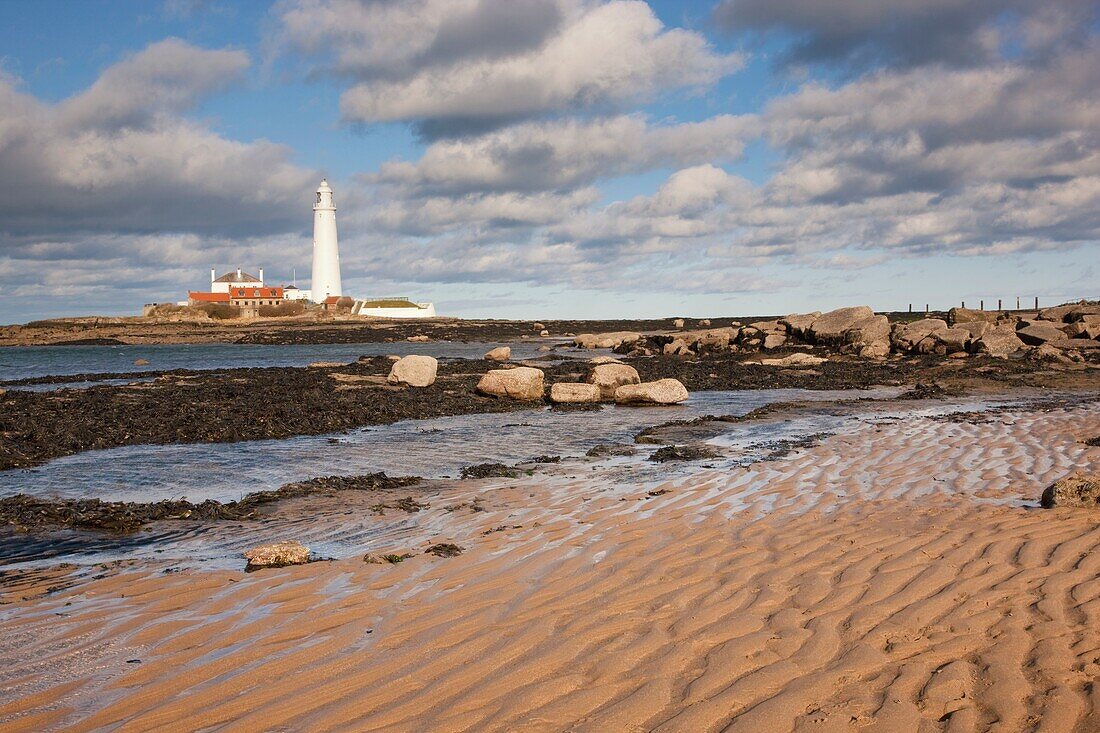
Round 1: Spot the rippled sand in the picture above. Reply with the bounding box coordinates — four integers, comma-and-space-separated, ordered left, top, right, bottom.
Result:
1, 399, 1099, 732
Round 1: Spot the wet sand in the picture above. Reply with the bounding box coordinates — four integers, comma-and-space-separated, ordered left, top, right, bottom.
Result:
2, 397, 1098, 731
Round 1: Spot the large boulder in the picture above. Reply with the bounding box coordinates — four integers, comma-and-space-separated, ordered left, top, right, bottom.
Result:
806, 306, 876, 343
587, 363, 641, 399
1037, 303, 1100, 323
1066, 317, 1100, 340
549, 382, 601, 404
891, 319, 948, 352
805, 306, 890, 355
1040, 473, 1100, 508
614, 379, 689, 405
947, 307, 1002, 326
573, 332, 641, 349
244, 541, 310, 570
953, 321, 993, 339
973, 329, 1024, 357
476, 367, 545, 401
779, 311, 821, 340
1016, 321, 1069, 346
763, 333, 787, 350
387, 355, 438, 387
484, 346, 511, 361
933, 327, 971, 354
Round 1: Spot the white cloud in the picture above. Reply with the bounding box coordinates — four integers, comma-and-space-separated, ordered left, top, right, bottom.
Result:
278, 0, 743, 129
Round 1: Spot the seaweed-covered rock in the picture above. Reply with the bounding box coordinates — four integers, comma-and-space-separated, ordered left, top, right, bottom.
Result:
1040, 473, 1100, 508
244, 541, 310, 570
649, 445, 721, 462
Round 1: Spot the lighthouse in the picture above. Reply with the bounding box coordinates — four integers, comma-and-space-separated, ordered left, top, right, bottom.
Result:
311, 178, 342, 303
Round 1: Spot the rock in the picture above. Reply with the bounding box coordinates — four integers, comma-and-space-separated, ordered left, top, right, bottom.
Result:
476, 367, 544, 401
953, 321, 992, 339
779, 311, 821, 339
673, 318, 685, 328
859, 341, 890, 359
891, 319, 948, 352
749, 319, 784, 333
947, 307, 1002, 326
590, 355, 623, 365
699, 319, 711, 326
1040, 472, 1100, 508
406, 335, 430, 342
539, 329, 550, 337
1016, 321, 1068, 346
133, 358, 150, 366
244, 540, 310, 570
308, 361, 345, 368
533, 322, 545, 330
573, 332, 642, 349
587, 363, 641, 399
649, 445, 721, 462
934, 327, 971, 354
1045, 338, 1099, 351
1066, 320, 1100, 340
387, 355, 438, 387
1028, 343, 1075, 365
586, 443, 637, 457
663, 338, 691, 356
806, 306, 889, 354
550, 382, 601, 403
760, 352, 827, 367
974, 329, 1024, 357
538, 345, 551, 352
425, 543, 464, 557
947, 351, 969, 359
484, 346, 511, 361
1037, 303, 1100, 323
614, 378, 689, 405
763, 333, 787, 350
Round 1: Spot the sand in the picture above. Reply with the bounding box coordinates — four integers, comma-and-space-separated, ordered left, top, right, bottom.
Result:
1, 399, 1099, 731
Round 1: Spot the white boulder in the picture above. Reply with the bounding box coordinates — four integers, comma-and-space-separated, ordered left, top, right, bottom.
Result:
387, 355, 438, 387
476, 367, 544, 401
614, 379, 689, 405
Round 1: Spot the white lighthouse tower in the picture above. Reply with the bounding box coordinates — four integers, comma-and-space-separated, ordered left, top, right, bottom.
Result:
311, 178, 342, 303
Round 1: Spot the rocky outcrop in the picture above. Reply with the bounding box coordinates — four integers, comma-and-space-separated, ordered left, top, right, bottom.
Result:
779, 312, 821, 340
805, 306, 891, 356
550, 382, 601, 404
484, 346, 511, 361
587, 363, 641, 399
1037, 303, 1100, 323
1040, 473, 1100, 508
244, 541, 310, 570
891, 319, 948, 352
387, 355, 438, 387
614, 379, 689, 405
946, 307, 1002, 326
1016, 321, 1069, 346
573, 332, 641, 349
974, 328, 1025, 358
476, 367, 545, 401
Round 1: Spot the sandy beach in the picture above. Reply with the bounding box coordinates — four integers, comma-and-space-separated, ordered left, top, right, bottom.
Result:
2, 394, 1097, 732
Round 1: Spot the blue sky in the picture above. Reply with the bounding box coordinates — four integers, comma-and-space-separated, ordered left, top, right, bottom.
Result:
0, 0, 1096, 321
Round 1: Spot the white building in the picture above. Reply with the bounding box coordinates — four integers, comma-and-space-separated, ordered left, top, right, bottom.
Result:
311, 179, 342, 303
283, 285, 313, 301
210, 268, 264, 293
353, 299, 437, 318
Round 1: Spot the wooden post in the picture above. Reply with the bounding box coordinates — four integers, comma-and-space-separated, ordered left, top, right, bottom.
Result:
1016, 297, 1020, 310
908, 303, 912, 313
1035, 296, 1039, 310
998, 299, 1002, 310
962, 300, 965, 309
980, 299, 984, 311
925, 304, 929, 314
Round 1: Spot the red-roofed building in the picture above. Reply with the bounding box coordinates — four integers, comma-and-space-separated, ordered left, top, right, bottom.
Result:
188, 291, 231, 304
230, 286, 285, 317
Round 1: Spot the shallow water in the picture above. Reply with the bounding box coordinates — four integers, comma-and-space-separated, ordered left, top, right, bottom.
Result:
0, 388, 904, 504
0, 341, 574, 382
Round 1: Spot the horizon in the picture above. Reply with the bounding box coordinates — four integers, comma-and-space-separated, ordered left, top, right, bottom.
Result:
0, 0, 1097, 321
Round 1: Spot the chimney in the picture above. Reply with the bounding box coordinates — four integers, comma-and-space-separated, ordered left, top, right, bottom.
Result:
237, 267, 242, 279
211, 268, 216, 285
259, 268, 264, 284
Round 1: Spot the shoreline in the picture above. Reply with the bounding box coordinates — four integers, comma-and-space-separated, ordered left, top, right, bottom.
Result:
3, 349, 1096, 472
